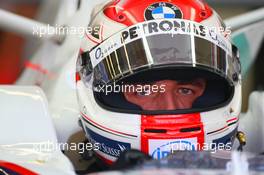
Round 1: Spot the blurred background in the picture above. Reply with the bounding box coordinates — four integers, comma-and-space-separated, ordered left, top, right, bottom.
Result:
0, 0, 264, 112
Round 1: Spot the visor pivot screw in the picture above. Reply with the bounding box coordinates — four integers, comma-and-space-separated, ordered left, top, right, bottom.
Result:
200, 11, 207, 19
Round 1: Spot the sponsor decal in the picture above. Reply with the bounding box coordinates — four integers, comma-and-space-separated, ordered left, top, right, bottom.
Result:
144, 2, 182, 20
149, 138, 197, 159
90, 19, 232, 68
85, 127, 131, 158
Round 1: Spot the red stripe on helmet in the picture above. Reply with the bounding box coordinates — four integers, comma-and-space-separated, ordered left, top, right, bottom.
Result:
227, 117, 238, 123
140, 113, 205, 154
103, 0, 213, 26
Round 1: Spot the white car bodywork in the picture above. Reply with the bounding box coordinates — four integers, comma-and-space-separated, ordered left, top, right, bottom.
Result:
0, 0, 264, 174
238, 92, 264, 153
0, 0, 104, 174
14, 0, 106, 144
0, 86, 75, 174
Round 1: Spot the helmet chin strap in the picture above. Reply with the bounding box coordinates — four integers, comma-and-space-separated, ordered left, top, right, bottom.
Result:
236, 131, 246, 151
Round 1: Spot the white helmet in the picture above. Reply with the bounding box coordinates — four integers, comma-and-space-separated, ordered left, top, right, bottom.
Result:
76, 0, 241, 164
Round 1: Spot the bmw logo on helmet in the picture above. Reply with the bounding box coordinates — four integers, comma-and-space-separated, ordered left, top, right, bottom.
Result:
144, 2, 182, 20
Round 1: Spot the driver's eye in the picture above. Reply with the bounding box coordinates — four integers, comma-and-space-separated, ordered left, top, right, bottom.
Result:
136, 86, 152, 96
137, 91, 149, 96
178, 88, 194, 95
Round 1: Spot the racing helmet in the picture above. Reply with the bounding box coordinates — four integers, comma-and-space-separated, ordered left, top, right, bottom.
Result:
76, 0, 241, 164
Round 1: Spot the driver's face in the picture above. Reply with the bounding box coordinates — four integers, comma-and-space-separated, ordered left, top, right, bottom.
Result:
123, 79, 206, 110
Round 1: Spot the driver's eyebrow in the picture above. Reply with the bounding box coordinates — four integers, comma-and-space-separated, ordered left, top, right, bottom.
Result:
177, 81, 202, 86
177, 80, 194, 85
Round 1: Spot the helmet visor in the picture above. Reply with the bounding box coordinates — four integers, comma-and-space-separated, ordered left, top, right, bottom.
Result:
80, 19, 240, 114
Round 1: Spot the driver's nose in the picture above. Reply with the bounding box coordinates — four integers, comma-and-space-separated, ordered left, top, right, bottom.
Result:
159, 80, 193, 110
161, 91, 179, 110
